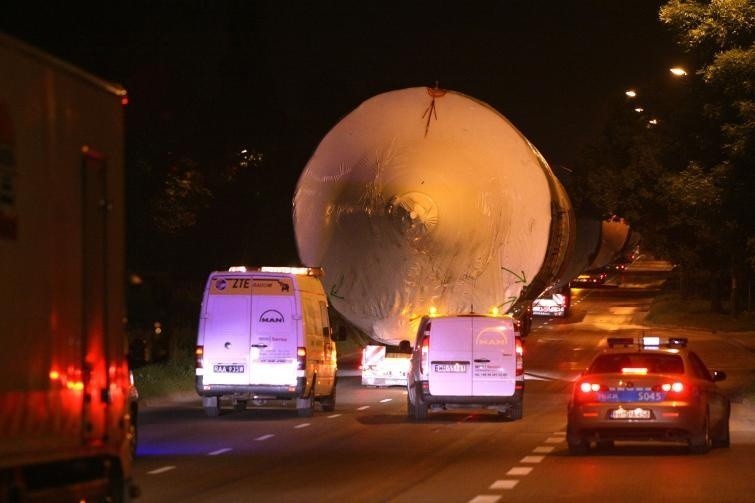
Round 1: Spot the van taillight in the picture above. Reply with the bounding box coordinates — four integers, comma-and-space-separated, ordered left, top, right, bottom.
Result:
420, 336, 429, 375
195, 346, 204, 369
297, 347, 307, 370
515, 337, 523, 376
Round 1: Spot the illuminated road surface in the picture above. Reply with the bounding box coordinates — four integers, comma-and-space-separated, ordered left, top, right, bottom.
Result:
133, 264, 755, 502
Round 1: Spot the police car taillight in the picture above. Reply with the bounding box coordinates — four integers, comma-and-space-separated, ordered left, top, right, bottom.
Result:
580, 382, 602, 393
661, 382, 685, 393
297, 347, 307, 370
515, 338, 523, 376
195, 346, 204, 369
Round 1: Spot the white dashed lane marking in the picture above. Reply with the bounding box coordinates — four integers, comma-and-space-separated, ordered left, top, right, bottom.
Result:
357, 405, 370, 411
520, 455, 545, 464
533, 446, 555, 454
327, 414, 342, 418
506, 467, 533, 476
148, 466, 176, 475
490, 480, 519, 490
545, 436, 564, 443
207, 448, 232, 456
255, 434, 275, 441
468, 495, 501, 503
379, 398, 392, 403
294, 423, 311, 429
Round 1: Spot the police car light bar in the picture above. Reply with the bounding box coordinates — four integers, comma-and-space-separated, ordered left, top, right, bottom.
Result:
607, 337, 635, 348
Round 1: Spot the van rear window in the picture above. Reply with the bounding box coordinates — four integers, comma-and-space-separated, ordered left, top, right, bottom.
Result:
587, 353, 684, 374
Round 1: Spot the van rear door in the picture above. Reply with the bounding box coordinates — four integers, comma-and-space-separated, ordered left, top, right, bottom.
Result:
249, 276, 298, 386
471, 318, 515, 396
203, 275, 254, 385
428, 317, 473, 396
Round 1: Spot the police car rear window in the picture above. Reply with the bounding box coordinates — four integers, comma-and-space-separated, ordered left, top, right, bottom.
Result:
587, 353, 684, 374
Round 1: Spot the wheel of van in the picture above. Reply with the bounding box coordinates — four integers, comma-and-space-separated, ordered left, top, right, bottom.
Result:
689, 411, 711, 454
499, 400, 523, 421
320, 377, 337, 412
414, 383, 429, 420
297, 381, 315, 417
406, 391, 416, 419
203, 396, 221, 417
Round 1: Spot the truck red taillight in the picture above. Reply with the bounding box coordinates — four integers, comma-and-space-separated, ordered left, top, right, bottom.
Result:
297, 347, 307, 370
195, 346, 204, 369
515, 337, 524, 376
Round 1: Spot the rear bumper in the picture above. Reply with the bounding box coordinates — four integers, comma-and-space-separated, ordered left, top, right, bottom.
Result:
420, 386, 523, 408
567, 402, 702, 442
195, 376, 304, 399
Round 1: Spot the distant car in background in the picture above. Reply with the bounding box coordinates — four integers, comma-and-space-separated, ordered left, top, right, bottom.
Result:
570, 267, 610, 287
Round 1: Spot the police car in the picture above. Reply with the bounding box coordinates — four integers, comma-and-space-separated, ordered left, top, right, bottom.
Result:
567, 336, 730, 454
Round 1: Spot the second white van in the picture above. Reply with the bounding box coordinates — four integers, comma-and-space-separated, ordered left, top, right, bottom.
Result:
406, 314, 524, 420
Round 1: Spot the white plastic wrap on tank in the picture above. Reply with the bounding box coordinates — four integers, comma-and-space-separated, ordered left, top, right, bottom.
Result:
293, 87, 558, 346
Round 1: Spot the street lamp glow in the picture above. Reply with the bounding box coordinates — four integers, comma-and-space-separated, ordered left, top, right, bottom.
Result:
634, 107, 644, 113
670, 67, 687, 76
625, 89, 637, 98
648, 118, 659, 125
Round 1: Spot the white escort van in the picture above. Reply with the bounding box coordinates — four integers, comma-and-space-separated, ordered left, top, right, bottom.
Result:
195, 266, 337, 417
406, 314, 524, 420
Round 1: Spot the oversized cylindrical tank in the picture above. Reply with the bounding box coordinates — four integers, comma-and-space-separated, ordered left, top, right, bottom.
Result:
293, 87, 574, 345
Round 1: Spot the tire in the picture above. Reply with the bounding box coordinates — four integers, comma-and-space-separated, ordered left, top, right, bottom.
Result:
595, 439, 614, 450
233, 399, 247, 412
203, 396, 221, 417
406, 389, 416, 419
320, 378, 337, 412
567, 424, 588, 455
689, 411, 711, 454
297, 380, 315, 417
506, 399, 523, 421
414, 383, 429, 420
713, 406, 730, 448
128, 402, 138, 458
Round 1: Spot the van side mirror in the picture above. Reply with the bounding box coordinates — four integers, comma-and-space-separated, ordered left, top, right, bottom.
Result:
398, 340, 412, 353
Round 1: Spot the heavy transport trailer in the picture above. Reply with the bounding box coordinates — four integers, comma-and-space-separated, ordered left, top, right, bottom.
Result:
0, 33, 137, 500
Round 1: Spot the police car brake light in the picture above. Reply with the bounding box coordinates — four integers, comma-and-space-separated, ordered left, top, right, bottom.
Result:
622, 367, 648, 375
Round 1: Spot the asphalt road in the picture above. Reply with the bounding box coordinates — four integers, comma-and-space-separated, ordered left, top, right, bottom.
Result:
132, 261, 755, 502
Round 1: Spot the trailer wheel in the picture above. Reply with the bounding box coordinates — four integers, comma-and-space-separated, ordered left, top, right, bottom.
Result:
406, 390, 416, 419
203, 396, 221, 417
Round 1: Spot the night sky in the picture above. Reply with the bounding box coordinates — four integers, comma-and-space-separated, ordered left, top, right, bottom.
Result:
2, 1, 682, 277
